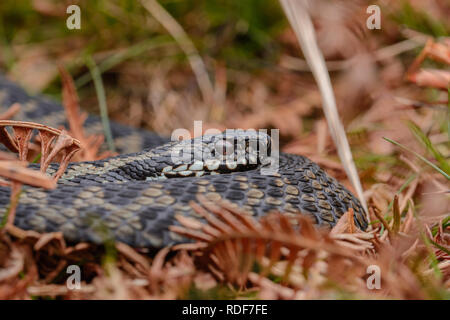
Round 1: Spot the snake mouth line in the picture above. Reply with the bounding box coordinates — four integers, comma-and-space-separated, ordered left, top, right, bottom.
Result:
155, 161, 264, 180
157, 131, 274, 179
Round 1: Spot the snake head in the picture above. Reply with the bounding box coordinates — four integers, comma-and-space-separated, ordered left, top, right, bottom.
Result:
158, 130, 272, 179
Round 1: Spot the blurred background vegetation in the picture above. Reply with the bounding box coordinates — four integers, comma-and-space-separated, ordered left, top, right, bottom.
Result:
0, 0, 447, 110
0, 0, 288, 96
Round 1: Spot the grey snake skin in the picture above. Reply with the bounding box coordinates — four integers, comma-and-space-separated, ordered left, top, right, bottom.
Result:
0, 75, 368, 248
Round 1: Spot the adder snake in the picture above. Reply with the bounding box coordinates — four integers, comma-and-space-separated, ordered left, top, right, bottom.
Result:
0, 75, 367, 248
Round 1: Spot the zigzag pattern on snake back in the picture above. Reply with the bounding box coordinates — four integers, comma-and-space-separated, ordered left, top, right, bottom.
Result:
0, 75, 368, 248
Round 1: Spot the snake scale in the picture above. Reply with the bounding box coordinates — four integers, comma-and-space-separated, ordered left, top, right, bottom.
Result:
0, 75, 368, 248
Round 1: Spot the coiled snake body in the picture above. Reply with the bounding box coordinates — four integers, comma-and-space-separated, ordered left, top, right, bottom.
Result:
0, 76, 367, 248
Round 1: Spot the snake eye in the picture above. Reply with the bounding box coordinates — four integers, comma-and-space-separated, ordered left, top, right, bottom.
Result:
214, 139, 233, 157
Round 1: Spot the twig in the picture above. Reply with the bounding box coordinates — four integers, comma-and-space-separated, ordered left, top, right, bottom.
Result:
0, 161, 56, 189
392, 195, 401, 235
0, 103, 21, 120
140, 0, 215, 107
281, 36, 426, 72
371, 207, 390, 234
279, 0, 368, 219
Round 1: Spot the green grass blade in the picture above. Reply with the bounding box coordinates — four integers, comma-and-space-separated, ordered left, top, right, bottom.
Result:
86, 55, 116, 153
428, 239, 450, 256
432, 216, 450, 237
383, 137, 450, 180
384, 173, 418, 215
75, 36, 173, 88
407, 121, 450, 174
32, 152, 42, 163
